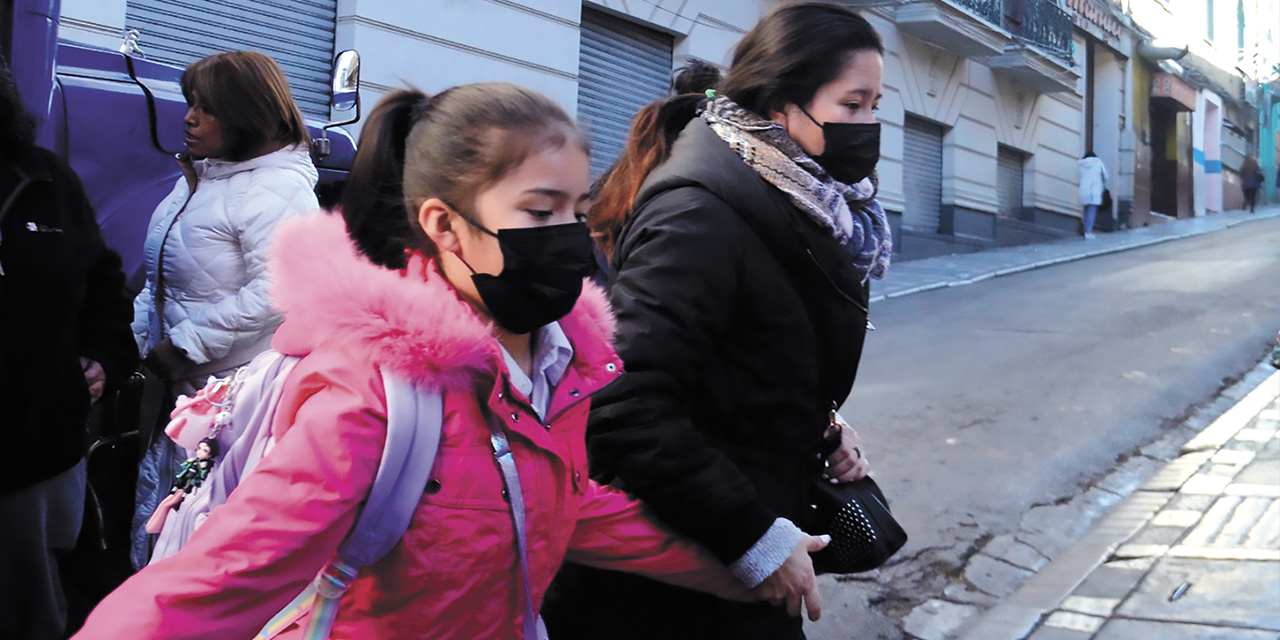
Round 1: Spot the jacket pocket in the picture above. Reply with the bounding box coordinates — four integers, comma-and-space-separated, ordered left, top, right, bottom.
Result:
421, 445, 512, 512
409, 445, 520, 573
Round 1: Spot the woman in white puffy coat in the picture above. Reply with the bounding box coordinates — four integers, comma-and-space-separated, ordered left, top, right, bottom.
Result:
130, 51, 318, 568
1077, 151, 1107, 239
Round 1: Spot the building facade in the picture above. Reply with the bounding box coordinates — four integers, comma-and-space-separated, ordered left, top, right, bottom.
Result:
57, 0, 766, 178
56, 0, 1277, 261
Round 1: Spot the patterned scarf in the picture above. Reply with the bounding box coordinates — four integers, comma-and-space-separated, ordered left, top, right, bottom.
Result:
702, 96, 892, 281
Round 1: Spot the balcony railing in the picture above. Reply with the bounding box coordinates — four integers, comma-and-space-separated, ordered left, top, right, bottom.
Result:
1002, 0, 1074, 63
950, 0, 1003, 26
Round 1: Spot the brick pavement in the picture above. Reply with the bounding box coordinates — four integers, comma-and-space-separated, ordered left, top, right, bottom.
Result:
961, 368, 1280, 640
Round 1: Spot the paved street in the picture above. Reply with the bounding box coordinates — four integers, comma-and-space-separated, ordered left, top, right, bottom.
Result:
803, 207, 1280, 640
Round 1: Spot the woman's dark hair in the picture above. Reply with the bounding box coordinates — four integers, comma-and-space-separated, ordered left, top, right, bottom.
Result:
590, 1, 882, 258
1083, 150, 1096, 159
590, 60, 724, 257
1240, 155, 1258, 175
719, 1, 883, 118
671, 58, 722, 95
589, 91, 714, 258
181, 51, 310, 162
341, 83, 585, 268
0, 54, 37, 154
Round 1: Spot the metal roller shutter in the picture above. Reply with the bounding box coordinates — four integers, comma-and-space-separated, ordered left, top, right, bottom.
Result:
577, 8, 673, 178
903, 115, 944, 231
125, 0, 336, 117
996, 145, 1026, 218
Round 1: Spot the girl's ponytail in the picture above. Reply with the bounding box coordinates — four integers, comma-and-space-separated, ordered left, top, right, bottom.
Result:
340, 89, 430, 268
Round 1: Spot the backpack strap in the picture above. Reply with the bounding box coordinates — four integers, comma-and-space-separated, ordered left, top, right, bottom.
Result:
486, 420, 538, 640
257, 370, 443, 640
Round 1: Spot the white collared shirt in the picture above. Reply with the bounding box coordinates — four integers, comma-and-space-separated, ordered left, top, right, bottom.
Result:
499, 321, 574, 421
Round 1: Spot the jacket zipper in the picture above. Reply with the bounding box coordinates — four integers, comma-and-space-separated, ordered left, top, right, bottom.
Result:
0, 172, 35, 276
805, 248, 873, 330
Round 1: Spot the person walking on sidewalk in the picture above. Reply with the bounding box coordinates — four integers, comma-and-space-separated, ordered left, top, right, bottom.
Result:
72, 84, 754, 640
1078, 150, 1108, 239
1240, 155, 1263, 213
544, 3, 887, 638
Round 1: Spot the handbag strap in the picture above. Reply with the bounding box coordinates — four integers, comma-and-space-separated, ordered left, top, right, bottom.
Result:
487, 420, 538, 640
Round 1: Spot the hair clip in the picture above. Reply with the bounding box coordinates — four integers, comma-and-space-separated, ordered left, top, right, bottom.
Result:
704, 89, 716, 99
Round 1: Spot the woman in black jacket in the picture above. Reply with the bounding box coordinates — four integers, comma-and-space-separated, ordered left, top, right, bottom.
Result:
544, 3, 891, 638
0, 55, 138, 640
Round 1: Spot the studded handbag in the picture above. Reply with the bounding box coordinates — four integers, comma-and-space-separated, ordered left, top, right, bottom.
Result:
805, 414, 907, 574
806, 474, 907, 574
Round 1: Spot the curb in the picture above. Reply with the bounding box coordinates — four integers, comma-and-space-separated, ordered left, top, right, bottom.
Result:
955, 363, 1280, 640
870, 209, 1280, 305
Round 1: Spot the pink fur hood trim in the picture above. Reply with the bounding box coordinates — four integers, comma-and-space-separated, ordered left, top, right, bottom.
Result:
267, 212, 615, 391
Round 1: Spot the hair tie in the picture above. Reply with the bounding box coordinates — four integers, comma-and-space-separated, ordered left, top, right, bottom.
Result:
704, 89, 716, 99
410, 95, 433, 123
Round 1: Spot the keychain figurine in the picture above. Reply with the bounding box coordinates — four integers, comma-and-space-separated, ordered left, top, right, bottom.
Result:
144, 437, 219, 534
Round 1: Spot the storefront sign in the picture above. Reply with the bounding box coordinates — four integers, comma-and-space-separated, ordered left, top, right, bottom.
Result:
1152, 73, 1196, 111
1067, 0, 1123, 46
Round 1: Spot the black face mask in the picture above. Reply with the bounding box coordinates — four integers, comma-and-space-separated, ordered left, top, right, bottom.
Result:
798, 106, 881, 186
457, 220, 596, 335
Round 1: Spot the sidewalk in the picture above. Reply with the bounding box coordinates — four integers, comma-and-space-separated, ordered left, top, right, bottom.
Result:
959, 365, 1280, 640
874, 205, 1280, 304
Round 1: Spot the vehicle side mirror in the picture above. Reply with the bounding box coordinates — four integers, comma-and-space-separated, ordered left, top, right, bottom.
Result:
314, 50, 361, 159
331, 50, 360, 113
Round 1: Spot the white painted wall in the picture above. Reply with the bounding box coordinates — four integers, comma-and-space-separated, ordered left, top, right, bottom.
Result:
1092, 46, 1124, 202
1193, 90, 1224, 215
58, 0, 127, 49
588, 0, 761, 66
865, 9, 1082, 220
336, 0, 765, 138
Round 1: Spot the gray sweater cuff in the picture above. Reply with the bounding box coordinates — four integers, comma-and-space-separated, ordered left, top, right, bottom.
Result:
728, 517, 803, 588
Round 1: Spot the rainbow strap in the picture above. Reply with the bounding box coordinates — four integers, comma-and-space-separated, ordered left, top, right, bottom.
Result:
255, 561, 361, 640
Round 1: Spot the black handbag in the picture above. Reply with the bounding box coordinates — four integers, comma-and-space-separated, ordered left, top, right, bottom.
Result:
806, 474, 907, 574
805, 421, 907, 574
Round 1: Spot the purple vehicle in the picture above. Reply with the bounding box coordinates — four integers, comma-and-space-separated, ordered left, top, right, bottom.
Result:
4, 0, 359, 278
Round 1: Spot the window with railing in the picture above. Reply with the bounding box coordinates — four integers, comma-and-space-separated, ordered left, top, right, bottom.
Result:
950, 0, 1004, 26
1002, 0, 1073, 62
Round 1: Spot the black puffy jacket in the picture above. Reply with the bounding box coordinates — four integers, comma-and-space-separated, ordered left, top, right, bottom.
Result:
0, 146, 137, 493
548, 119, 871, 639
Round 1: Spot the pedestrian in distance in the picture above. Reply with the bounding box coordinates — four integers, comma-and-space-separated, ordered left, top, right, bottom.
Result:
1240, 155, 1263, 213
73, 83, 755, 640
0, 54, 138, 640
543, 3, 888, 639
1078, 150, 1108, 238
129, 50, 321, 570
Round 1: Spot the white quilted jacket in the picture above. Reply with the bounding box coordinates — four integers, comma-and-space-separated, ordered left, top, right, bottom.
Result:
132, 145, 319, 378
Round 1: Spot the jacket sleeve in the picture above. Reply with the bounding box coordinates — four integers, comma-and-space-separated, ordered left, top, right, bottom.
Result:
167, 181, 317, 364
565, 479, 752, 601
72, 353, 386, 640
131, 279, 153, 356
57, 162, 139, 387
586, 188, 778, 566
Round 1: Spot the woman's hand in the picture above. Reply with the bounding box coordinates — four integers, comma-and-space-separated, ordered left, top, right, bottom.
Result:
145, 338, 196, 381
80, 357, 106, 404
823, 420, 870, 483
752, 533, 829, 620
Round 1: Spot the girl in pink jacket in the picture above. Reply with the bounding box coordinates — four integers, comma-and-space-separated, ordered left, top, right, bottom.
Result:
73, 84, 756, 639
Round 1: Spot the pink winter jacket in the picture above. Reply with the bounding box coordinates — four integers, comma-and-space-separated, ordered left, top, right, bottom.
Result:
74, 213, 748, 639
